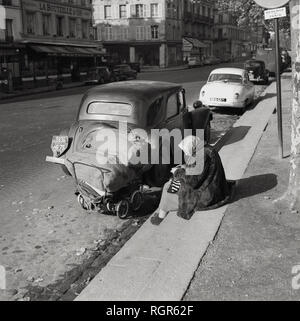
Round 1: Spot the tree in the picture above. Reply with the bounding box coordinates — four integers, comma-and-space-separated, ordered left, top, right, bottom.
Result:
276, 0, 300, 213
216, 0, 290, 34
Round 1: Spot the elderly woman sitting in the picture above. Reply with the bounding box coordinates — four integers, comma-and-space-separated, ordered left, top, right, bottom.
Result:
151, 136, 234, 225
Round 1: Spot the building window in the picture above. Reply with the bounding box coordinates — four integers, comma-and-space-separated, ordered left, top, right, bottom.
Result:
151, 25, 159, 39
82, 20, 88, 38
119, 5, 127, 18
42, 14, 51, 36
5, 19, 13, 41
56, 16, 64, 37
136, 26, 145, 40
3, 0, 12, 5
69, 18, 76, 37
136, 4, 145, 18
105, 26, 112, 40
26, 12, 35, 35
150, 3, 159, 17
104, 5, 111, 19
120, 28, 128, 40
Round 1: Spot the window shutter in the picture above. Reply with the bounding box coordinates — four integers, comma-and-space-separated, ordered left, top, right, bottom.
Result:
146, 25, 151, 40
158, 4, 163, 17
145, 4, 150, 18
93, 4, 104, 22
126, 4, 131, 18
111, 4, 117, 19
130, 5, 136, 18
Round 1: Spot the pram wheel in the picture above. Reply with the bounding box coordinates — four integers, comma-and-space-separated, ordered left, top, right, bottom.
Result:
77, 194, 89, 211
130, 191, 143, 212
106, 201, 115, 213
116, 200, 129, 219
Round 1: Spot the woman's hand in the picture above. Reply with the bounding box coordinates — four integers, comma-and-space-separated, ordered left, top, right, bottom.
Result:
173, 167, 186, 180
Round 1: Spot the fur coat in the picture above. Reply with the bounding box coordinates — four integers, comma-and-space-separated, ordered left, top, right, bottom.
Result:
174, 146, 234, 220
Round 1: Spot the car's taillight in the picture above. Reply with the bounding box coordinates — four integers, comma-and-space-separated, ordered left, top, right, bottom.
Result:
51, 136, 69, 157
234, 93, 240, 99
201, 91, 205, 97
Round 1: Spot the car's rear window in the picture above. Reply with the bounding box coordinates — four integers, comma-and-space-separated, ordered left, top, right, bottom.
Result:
87, 102, 132, 116
208, 73, 242, 84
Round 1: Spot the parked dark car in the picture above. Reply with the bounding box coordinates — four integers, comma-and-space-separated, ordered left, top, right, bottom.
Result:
129, 62, 141, 73
46, 81, 212, 218
113, 64, 137, 80
85, 66, 113, 85
244, 60, 269, 84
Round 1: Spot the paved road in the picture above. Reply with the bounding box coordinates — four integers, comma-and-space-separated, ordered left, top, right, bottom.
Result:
0, 62, 266, 300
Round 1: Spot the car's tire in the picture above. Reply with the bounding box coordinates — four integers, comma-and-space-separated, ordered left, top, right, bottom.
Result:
98, 77, 105, 84
130, 191, 143, 212
116, 200, 130, 219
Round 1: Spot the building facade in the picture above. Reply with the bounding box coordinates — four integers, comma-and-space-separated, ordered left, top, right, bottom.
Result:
0, 0, 24, 91
182, 0, 215, 60
18, 0, 106, 88
92, 0, 184, 67
213, 11, 251, 60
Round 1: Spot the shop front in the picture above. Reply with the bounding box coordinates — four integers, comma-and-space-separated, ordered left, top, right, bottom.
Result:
21, 44, 105, 89
0, 44, 24, 92
183, 37, 208, 61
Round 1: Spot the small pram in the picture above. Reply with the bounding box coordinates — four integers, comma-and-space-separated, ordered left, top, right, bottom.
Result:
73, 161, 144, 219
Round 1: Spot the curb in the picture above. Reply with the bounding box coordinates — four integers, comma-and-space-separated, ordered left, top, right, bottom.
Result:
141, 66, 189, 73
75, 78, 281, 301
0, 83, 85, 102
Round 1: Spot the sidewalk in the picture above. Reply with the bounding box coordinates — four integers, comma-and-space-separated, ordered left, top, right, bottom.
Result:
185, 73, 300, 301
75, 75, 284, 301
0, 65, 189, 101
141, 64, 189, 73
0, 81, 85, 102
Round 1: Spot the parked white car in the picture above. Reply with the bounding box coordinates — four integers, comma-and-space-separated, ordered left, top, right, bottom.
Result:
199, 68, 255, 112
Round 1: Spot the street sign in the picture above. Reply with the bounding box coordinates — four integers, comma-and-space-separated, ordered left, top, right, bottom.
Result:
264, 7, 287, 20
254, 0, 290, 9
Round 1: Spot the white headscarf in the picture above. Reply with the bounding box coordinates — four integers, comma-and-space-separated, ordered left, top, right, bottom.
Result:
178, 135, 203, 156
178, 135, 204, 169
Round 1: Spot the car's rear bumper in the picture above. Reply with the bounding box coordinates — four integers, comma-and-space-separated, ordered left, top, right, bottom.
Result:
46, 156, 66, 165
202, 98, 244, 108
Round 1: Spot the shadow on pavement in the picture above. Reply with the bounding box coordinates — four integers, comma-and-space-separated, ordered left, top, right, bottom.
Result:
233, 173, 278, 202
215, 126, 251, 151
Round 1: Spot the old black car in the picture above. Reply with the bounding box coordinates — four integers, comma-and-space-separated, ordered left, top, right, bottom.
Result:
244, 60, 269, 84
46, 81, 211, 218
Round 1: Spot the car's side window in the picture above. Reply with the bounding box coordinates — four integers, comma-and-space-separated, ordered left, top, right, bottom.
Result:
166, 93, 179, 119
147, 97, 163, 126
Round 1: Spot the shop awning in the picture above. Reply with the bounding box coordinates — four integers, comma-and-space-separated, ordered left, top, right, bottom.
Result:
183, 37, 208, 48
30, 45, 70, 55
30, 45, 104, 57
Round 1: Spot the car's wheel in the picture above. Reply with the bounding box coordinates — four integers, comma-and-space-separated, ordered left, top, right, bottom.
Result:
116, 200, 130, 219
98, 77, 105, 84
77, 194, 89, 211
130, 191, 143, 212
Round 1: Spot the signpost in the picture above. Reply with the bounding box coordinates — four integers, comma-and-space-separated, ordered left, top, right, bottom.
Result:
254, 0, 290, 158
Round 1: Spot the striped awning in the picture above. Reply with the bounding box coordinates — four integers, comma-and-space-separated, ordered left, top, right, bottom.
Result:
30, 45, 104, 57
183, 37, 208, 48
